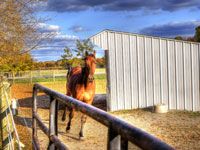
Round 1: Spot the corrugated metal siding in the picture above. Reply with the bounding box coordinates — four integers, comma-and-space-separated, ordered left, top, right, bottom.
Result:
129, 35, 139, 109
152, 38, 161, 106
90, 30, 200, 111
168, 40, 177, 109
122, 34, 132, 109
160, 39, 169, 106
138, 36, 146, 108
145, 37, 154, 107
176, 41, 184, 110
107, 32, 117, 111
183, 43, 193, 110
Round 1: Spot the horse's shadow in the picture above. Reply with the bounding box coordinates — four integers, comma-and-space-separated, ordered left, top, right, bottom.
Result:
58, 131, 80, 141
17, 94, 107, 110
15, 94, 107, 139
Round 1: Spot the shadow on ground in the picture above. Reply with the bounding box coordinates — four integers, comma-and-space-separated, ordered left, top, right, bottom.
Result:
15, 94, 107, 128
17, 94, 107, 110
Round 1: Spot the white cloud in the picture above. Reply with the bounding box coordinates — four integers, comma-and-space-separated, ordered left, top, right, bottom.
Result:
69, 25, 87, 33
31, 23, 80, 61
35, 22, 79, 46
37, 23, 60, 33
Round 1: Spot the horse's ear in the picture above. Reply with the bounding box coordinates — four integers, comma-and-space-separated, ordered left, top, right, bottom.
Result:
85, 51, 89, 56
93, 50, 96, 57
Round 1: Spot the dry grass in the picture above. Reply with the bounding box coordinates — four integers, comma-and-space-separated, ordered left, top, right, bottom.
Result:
112, 109, 200, 150
11, 82, 200, 150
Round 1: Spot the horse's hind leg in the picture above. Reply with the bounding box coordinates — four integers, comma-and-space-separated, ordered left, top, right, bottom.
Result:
66, 108, 74, 131
62, 91, 71, 121
79, 114, 87, 139
62, 106, 67, 121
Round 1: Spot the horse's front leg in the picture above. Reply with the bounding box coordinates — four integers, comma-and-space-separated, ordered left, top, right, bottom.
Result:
66, 107, 74, 131
79, 98, 93, 139
62, 106, 68, 121
62, 91, 71, 121
79, 114, 87, 139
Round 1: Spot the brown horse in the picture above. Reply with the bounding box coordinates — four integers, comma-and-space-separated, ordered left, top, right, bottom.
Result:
62, 51, 96, 139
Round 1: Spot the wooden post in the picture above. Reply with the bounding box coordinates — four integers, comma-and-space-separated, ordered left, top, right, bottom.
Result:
32, 86, 40, 149
30, 71, 33, 84
53, 70, 55, 82
107, 127, 128, 150
121, 137, 128, 150
105, 50, 111, 111
39, 70, 41, 78
12, 72, 15, 83
48, 96, 58, 150
107, 127, 120, 150
0, 78, 14, 149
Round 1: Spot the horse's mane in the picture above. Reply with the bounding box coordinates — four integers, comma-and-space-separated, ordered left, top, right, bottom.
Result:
67, 53, 95, 89
67, 65, 91, 90
81, 66, 90, 87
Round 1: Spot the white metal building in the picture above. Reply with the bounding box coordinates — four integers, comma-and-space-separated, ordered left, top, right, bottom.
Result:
90, 29, 200, 111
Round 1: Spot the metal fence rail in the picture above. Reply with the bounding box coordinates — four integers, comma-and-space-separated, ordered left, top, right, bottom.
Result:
32, 83, 174, 150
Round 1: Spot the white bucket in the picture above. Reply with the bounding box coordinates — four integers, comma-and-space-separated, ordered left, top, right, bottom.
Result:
154, 104, 168, 113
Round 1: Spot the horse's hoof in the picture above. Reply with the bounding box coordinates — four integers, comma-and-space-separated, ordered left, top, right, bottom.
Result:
79, 136, 84, 140
66, 126, 70, 131
66, 130, 70, 133
62, 116, 66, 121
79, 132, 84, 140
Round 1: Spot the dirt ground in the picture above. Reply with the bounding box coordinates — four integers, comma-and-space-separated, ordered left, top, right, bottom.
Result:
11, 83, 200, 150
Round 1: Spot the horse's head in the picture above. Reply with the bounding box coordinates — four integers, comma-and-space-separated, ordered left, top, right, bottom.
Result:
84, 51, 96, 82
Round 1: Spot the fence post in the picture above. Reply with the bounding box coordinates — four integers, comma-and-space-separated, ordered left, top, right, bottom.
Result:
107, 127, 120, 150
32, 86, 40, 149
12, 72, 15, 83
53, 70, 55, 82
105, 50, 111, 111
107, 127, 128, 150
30, 71, 33, 84
121, 137, 128, 150
48, 96, 58, 150
0, 78, 14, 149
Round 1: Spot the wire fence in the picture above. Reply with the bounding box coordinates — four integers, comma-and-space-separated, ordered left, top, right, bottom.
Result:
0, 77, 21, 149
0, 69, 106, 83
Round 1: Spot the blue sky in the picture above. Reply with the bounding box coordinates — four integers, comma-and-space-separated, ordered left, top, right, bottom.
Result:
31, 0, 200, 61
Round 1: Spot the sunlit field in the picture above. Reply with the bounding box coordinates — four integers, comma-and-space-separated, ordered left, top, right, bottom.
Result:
6, 68, 106, 84
11, 73, 106, 96
39, 74, 106, 94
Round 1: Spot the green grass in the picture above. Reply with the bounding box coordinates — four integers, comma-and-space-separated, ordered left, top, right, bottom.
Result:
12, 73, 107, 94
10, 68, 106, 83
39, 76, 106, 94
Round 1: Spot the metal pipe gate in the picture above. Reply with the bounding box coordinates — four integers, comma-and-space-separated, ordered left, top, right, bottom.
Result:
32, 83, 174, 150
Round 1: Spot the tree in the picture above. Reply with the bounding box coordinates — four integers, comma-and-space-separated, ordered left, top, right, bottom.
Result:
175, 36, 183, 40
0, 0, 25, 56
96, 57, 105, 68
0, 53, 34, 72
61, 47, 73, 68
186, 37, 195, 42
61, 39, 95, 67
0, 0, 51, 72
75, 39, 95, 57
194, 26, 200, 42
